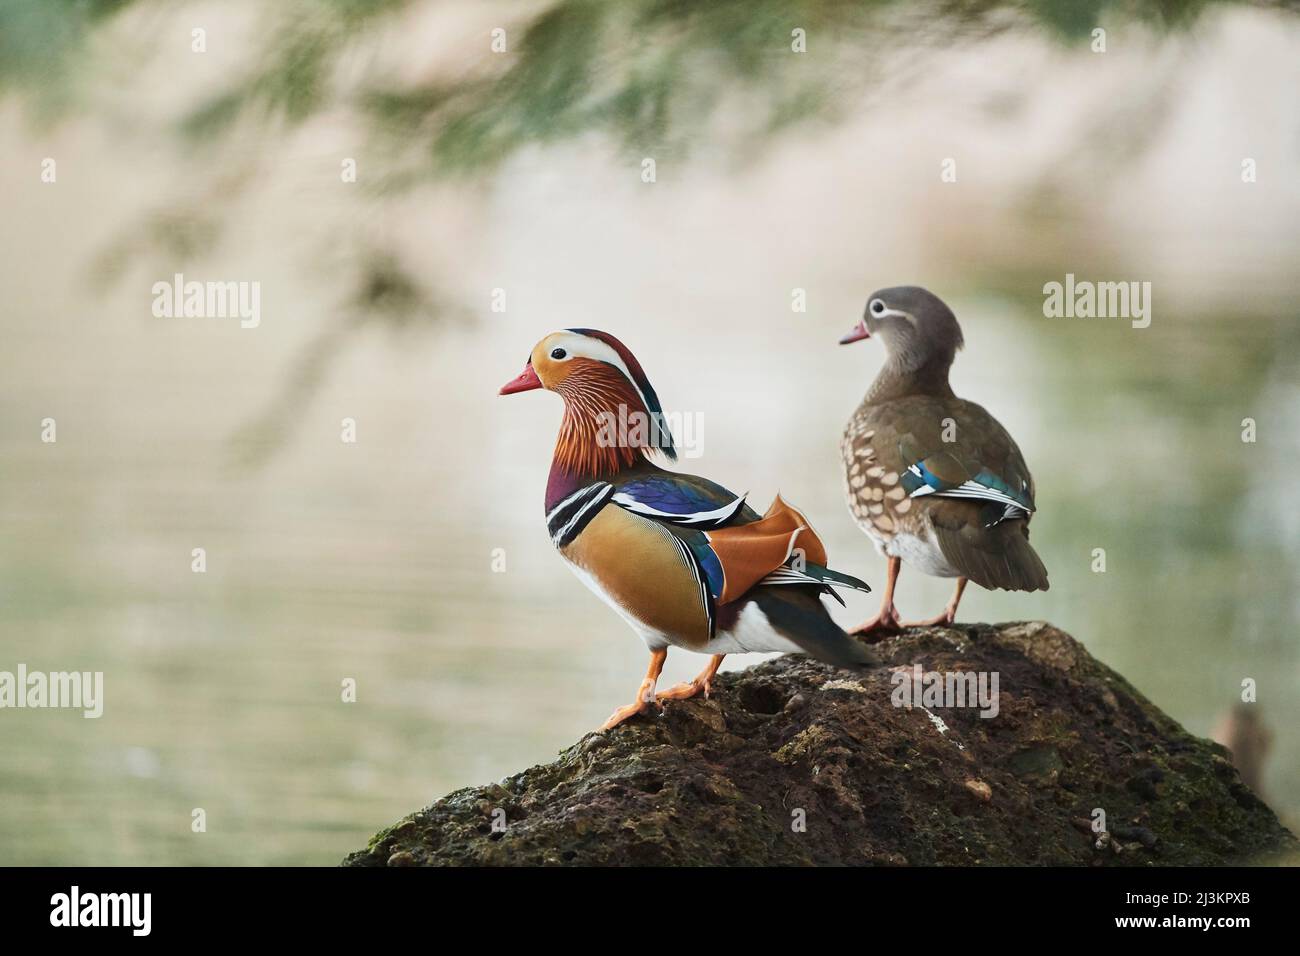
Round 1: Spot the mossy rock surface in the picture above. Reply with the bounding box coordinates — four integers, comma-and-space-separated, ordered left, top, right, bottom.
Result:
343, 622, 1296, 866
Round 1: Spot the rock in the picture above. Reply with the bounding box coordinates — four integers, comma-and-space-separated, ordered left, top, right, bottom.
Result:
342, 622, 1297, 867
964, 778, 993, 802
1008, 744, 1064, 785
1111, 824, 1159, 848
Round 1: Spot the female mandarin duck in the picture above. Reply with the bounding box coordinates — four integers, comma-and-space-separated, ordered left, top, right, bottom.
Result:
838, 287, 1048, 633
501, 329, 875, 730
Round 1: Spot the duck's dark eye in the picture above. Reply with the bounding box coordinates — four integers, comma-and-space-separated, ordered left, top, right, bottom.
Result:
550, 348, 567, 360
871, 300, 886, 315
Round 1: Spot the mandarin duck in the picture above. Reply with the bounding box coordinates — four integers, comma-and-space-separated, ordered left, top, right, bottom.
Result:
500, 329, 876, 730
838, 287, 1048, 633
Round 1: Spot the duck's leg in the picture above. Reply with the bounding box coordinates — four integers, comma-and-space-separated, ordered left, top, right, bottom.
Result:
656, 654, 725, 702
850, 556, 902, 636
904, 577, 967, 627
600, 648, 667, 731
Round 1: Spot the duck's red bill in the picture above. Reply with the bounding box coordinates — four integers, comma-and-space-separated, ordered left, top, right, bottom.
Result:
839, 322, 871, 345
499, 363, 542, 394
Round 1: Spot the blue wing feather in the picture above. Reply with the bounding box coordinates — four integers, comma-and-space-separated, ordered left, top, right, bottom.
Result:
611, 471, 751, 529
616, 476, 724, 514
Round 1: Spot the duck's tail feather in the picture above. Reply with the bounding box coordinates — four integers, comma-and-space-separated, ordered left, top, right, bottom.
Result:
759, 562, 871, 607
933, 520, 1049, 592
752, 588, 881, 669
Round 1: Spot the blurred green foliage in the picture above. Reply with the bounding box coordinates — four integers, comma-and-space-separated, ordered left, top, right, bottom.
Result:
0, 0, 127, 104
176, 0, 1237, 177
0, 0, 1249, 173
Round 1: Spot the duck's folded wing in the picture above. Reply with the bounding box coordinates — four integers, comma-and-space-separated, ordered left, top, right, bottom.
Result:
614, 483, 869, 610
898, 426, 1036, 527
611, 472, 750, 528
927, 498, 1050, 592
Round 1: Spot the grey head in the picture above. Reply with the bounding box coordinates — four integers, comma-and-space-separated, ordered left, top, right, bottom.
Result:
839, 286, 965, 376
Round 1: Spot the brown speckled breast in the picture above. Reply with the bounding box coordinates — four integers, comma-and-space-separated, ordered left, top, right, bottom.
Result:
841, 410, 920, 549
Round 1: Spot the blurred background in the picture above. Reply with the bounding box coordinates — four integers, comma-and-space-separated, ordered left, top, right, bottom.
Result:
1, 0, 1297, 865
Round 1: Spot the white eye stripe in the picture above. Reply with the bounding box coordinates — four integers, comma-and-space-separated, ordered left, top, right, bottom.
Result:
544, 331, 653, 411
869, 298, 916, 324
876, 304, 917, 324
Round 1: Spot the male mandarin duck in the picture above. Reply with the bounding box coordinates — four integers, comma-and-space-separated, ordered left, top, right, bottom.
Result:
500, 328, 875, 730
838, 287, 1049, 633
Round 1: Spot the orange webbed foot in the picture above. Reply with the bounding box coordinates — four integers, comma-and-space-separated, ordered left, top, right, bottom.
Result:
655, 677, 712, 702
598, 670, 662, 732
901, 609, 956, 628
655, 655, 723, 705
850, 604, 902, 636
598, 698, 656, 731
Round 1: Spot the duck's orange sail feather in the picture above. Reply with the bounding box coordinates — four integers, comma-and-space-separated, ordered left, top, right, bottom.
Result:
703, 495, 828, 604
